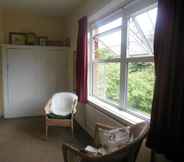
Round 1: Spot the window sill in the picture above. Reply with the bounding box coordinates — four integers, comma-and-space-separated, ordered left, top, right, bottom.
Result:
88, 96, 149, 125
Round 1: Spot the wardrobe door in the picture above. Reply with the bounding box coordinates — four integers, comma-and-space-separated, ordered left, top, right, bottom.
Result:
39, 49, 68, 108
6, 49, 41, 118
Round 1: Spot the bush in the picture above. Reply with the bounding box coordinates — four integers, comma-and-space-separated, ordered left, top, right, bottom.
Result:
95, 48, 154, 113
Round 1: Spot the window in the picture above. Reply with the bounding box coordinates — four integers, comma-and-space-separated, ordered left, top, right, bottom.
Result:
89, 3, 157, 117
90, 16, 122, 106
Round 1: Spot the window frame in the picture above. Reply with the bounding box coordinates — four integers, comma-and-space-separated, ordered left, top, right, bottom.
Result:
88, 2, 157, 119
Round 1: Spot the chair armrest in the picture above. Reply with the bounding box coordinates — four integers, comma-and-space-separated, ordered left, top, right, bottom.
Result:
71, 99, 78, 116
62, 143, 81, 154
62, 143, 129, 162
95, 122, 115, 130
62, 143, 108, 162
62, 143, 94, 162
44, 99, 52, 115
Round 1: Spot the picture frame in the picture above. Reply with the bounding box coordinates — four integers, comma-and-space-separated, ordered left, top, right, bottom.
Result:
9, 32, 27, 45
26, 32, 37, 45
38, 36, 48, 46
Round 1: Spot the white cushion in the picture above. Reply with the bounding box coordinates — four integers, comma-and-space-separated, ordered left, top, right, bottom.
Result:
98, 127, 133, 153
50, 92, 78, 116
85, 145, 107, 156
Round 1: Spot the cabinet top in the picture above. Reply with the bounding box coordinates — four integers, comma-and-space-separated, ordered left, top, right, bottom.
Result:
1, 44, 70, 50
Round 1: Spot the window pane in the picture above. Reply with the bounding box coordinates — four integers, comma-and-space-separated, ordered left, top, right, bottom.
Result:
93, 29, 121, 59
127, 7, 157, 57
128, 62, 154, 114
96, 18, 122, 34
136, 8, 157, 39
93, 63, 120, 105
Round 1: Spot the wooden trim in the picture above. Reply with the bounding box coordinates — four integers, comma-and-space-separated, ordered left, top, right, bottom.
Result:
2, 48, 8, 118
1, 44, 69, 50
46, 118, 71, 127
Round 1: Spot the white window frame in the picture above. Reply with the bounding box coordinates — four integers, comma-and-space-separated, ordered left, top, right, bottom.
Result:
88, 1, 157, 120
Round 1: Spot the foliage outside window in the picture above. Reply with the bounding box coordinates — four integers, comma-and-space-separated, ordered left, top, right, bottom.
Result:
89, 5, 157, 117
128, 62, 154, 114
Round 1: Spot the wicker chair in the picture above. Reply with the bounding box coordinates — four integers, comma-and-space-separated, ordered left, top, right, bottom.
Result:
44, 92, 78, 137
62, 121, 149, 162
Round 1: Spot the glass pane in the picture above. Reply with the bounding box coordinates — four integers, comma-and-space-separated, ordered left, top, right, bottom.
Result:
93, 29, 121, 59
96, 18, 122, 34
127, 7, 157, 57
93, 63, 120, 105
128, 62, 155, 114
136, 8, 157, 38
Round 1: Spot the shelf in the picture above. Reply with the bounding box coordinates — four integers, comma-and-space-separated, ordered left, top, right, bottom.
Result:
0, 44, 69, 50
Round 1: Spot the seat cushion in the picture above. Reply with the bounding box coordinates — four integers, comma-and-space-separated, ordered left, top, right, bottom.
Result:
47, 113, 72, 119
98, 127, 133, 153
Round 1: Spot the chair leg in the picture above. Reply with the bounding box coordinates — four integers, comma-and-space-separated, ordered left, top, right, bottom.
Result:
71, 119, 74, 136
45, 119, 48, 138
46, 125, 48, 137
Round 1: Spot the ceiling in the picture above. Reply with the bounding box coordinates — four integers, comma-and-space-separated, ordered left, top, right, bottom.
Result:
0, 0, 85, 16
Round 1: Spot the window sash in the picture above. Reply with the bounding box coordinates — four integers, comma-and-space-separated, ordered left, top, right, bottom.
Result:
93, 58, 121, 63
93, 26, 122, 38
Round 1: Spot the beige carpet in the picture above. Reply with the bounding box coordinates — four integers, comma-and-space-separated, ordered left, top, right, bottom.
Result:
0, 117, 91, 162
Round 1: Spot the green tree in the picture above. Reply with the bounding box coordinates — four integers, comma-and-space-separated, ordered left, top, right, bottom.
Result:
105, 63, 120, 102
96, 48, 114, 59
128, 63, 154, 113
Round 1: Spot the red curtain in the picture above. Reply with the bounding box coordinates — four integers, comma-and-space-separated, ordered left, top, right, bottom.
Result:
76, 16, 88, 104
146, 0, 184, 161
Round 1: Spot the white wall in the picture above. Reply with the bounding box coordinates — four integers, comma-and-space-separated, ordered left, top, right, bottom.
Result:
85, 104, 123, 135
1, 8, 65, 43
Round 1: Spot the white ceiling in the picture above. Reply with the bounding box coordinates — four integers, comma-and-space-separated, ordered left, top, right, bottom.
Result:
0, 0, 85, 16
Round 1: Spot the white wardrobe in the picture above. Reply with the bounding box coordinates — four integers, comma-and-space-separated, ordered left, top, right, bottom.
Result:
1, 45, 69, 118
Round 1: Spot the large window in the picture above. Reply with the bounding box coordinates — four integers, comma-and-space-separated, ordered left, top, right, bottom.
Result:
89, 3, 157, 117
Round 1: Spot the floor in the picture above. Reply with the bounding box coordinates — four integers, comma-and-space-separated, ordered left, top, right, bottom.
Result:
0, 117, 92, 162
